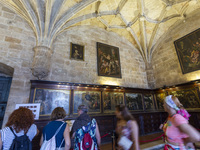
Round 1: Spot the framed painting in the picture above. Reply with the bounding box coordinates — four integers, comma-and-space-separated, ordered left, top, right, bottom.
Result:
32, 88, 70, 116
168, 88, 200, 109
143, 94, 155, 111
155, 92, 166, 110
125, 93, 143, 111
174, 28, 200, 74
70, 43, 84, 61
103, 92, 124, 113
73, 91, 101, 114
97, 42, 122, 78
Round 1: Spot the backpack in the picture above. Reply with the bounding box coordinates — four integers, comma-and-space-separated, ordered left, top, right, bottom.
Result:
9, 127, 32, 150
40, 122, 65, 150
77, 119, 97, 150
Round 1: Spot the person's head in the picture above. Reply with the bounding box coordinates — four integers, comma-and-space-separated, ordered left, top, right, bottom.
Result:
115, 105, 134, 121
163, 95, 182, 112
6, 107, 34, 133
51, 107, 67, 121
77, 105, 88, 116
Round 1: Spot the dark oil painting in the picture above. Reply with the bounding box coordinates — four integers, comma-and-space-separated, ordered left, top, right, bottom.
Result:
103, 92, 124, 113
97, 42, 122, 78
73, 91, 101, 114
70, 43, 84, 61
125, 93, 143, 111
143, 94, 155, 111
168, 88, 200, 109
174, 28, 200, 74
155, 92, 166, 110
33, 88, 70, 116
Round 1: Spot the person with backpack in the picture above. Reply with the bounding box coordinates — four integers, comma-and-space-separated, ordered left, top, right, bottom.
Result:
0, 107, 39, 150
71, 105, 101, 150
40, 107, 70, 150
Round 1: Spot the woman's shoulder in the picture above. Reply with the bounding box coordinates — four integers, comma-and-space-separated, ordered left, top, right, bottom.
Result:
171, 114, 188, 125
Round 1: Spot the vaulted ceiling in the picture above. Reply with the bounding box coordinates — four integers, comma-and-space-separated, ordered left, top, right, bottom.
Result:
1, 0, 200, 64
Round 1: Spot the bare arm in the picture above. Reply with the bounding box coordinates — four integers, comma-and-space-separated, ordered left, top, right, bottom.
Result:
129, 120, 140, 150
178, 123, 200, 142
0, 133, 2, 150
64, 124, 71, 150
95, 123, 101, 147
39, 134, 43, 147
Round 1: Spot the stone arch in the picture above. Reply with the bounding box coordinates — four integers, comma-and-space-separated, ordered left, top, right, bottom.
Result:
0, 62, 14, 77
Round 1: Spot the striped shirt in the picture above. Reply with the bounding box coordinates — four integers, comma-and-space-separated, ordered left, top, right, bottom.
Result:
0, 124, 37, 150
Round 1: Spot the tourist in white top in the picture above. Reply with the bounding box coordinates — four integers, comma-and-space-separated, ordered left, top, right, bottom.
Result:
0, 107, 39, 150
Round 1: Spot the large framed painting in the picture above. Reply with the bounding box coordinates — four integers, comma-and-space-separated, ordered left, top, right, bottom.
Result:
97, 42, 122, 78
168, 88, 200, 109
32, 88, 70, 116
70, 43, 84, 61
73, 90, 101, 114
143, 94, 155, 111
103, 92, 124, 113
155, 92, 166, 110
174, 28, 200, 74
125, 93, 143, 111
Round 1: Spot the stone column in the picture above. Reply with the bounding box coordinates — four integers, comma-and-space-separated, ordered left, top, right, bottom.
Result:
31, 46, 53, 80
146, 63, 155, 89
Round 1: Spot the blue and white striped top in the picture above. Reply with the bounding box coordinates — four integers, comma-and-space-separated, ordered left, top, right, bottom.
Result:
0, 124, 37, 150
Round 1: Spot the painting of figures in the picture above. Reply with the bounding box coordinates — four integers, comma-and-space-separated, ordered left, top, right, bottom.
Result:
103, 92, 124, 113
33, 88, 70, 116
174, 28, 200, 74
125, 93, 143, 111
73, 91, 101, 114
143, 94, 155, 111
155, 92, 166, 110
168, 88, 200, 109
97, 42, 122, 78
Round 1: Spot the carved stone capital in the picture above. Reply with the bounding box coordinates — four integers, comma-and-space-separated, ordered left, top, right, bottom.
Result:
31, 46, 53, 80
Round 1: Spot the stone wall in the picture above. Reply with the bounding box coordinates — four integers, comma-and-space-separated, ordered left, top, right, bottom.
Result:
0, 4, 36, 126
50, 26, 148, 88
152, 10, 200, 88
0, 3, 148, 126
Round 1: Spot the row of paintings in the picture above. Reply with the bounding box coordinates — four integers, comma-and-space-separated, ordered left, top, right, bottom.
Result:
32, 87, 200, 117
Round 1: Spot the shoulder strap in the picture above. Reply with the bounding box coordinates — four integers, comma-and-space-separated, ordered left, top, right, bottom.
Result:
54, 122, 65, 137
9, 127, 17, 137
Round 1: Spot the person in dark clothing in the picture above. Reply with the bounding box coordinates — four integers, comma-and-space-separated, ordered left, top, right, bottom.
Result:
71, 105, 101, 150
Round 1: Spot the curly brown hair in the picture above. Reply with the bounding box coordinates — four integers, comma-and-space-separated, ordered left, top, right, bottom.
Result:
6, 107, 34, 133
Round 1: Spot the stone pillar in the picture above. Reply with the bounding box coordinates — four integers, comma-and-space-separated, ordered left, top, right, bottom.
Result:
31, 46, 53, 80
146, 63, 155, 89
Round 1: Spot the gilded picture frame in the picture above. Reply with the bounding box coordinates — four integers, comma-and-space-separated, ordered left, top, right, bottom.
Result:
103, 92, 124, 113
73, 90, 101, 114
125, 93, 144, 111
32, 88, 70, 116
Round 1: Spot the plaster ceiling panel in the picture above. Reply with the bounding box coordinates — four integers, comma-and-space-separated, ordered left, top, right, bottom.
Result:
185, 2, 200, 14
99, 0, 120, 11
120, 0, 138, 23
144, 0, 164, 20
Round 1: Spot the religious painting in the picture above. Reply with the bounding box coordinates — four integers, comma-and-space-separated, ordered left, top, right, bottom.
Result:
97, 42, 122, 78
70, 43, 84, 61
155, 92, 166, 110
143, 94, 155, 111
103, 92, 124, 113
174, 28, 200, 74
168, 88, 200, 109
73, 91, 101, 114
125, 93, 143, 111
32, 88, 70, 116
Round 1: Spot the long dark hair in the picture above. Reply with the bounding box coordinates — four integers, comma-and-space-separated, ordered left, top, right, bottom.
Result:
115, 105, 135, 121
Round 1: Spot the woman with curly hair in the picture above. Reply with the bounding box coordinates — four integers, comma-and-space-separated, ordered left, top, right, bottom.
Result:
0, 107, 39, 149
